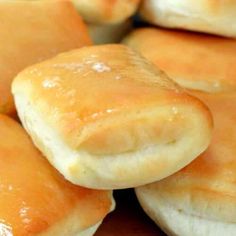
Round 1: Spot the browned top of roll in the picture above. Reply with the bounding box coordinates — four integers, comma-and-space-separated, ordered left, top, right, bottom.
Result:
123, 28, 236, 93
0, 0, 91, 115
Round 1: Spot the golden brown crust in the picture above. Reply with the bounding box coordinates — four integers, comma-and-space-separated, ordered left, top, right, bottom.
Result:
12, 44, 211, 151
123, 28, 236, 93
0, 0, 91, 115
12, 44, 213, 189
72, 0, 140, 24
137, 91, 236, 224
0, 114, 113, 235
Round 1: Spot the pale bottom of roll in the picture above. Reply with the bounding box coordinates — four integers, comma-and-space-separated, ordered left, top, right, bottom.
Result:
40, 222, 101, 236
135, 187, 236, 236
15, 91, 210, 189
76, 222, 101, 236
140, 0, 236, 37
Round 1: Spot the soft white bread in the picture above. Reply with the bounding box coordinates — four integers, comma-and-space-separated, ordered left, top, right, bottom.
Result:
135, 91, 236, 236
0, 114, 114, 236
139, 0, 236, 37
0, 0, 91, 116
88, 20, 132, 44
72, 0, 140, 25
12, 44, 212, 189
123, 28, 236, 93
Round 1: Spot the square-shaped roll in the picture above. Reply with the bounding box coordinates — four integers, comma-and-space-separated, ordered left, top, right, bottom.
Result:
12, 44, 212, 189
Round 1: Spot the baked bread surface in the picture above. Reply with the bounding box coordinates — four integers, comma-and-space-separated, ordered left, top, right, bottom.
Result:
12, 44, 212, 189
123, 28, 236, 93
0, 0, 91, 115
0, 114, 114, 236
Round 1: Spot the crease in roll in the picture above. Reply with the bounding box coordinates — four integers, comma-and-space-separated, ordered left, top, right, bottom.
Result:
135, 91, 236, 236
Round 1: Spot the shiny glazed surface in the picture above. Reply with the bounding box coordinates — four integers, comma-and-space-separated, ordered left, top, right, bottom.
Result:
13, 44, 202, 152
123, 28, 236, 92
0, 0, 91, 115
0, 115, 111, 235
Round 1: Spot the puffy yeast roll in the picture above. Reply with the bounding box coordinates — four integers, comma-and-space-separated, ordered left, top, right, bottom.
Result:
136, 91, 236, 236
0, 0, 91, 116
88, 20, 132, 44
72, 0, 140, 25
12, 44, 212, 189
139, 0, 236, 37
123, 28, 236, 93
0, 114, 114, 236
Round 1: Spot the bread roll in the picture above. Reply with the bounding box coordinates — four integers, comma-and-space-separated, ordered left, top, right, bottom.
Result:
72, 0, 140, 25
139, 0, 236, 37
123, 28, 236, 93
0, 0, 91, 116
136, 91, 236, 236
12, 44, 212, 189
0, 114, 114, 236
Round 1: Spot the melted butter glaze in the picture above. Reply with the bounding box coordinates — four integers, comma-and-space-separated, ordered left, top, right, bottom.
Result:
16, 45, 190, 149
0, 115, 111, 235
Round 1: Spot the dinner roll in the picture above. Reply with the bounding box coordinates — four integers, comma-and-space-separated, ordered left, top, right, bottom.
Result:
123, 28, 236, 93
136, 91, 236, 236
12, 44, 212, 189
0, 114, 114, 236
139, 0, 236, 37
0, 0, 91, 116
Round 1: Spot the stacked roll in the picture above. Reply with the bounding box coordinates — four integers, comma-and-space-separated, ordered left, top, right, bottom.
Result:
123, 14, 236, 236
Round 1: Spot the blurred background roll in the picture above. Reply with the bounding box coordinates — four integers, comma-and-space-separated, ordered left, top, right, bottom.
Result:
72, 0, 141, 44
139, 0, 236, 37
